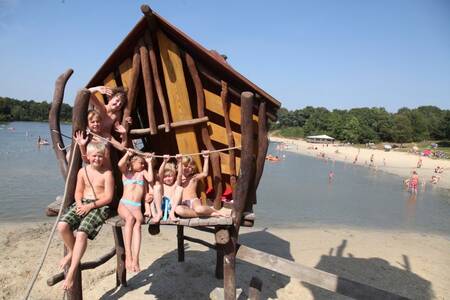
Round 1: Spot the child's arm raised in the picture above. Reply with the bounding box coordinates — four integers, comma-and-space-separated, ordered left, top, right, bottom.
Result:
74, 131, 89, 163
88, 86, 111, 114
196, 150, 210, 180
144, 153, 154, 184
158, 154, 170, 182
175, 154, 182, 186
118, 149, 133, 174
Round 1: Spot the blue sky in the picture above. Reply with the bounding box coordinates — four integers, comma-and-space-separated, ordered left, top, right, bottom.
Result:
0, 0, 449, 112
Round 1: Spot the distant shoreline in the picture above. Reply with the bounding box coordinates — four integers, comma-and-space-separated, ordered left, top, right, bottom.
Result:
269, 136, 450, 192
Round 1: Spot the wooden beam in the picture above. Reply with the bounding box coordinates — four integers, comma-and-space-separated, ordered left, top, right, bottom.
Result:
220, 81, 237, 185
139, 38, 157, 135
112, 226, 127, 287
121, 47, 141, 138
204, 89, 258, 125
47, 248, 116, 286
184, 51, 223, 208
237, 245, 409, 300
157, 30, 203, 192
130, 116, 209, 135
219, 153, 241, 176
208, 122, 242, 148
232, 91, 255, 232
197, 64, 277, 121
104, 72, 117, 88
119, 58, 134, 89
184, 235, 217, 249
49, 69, 73, 180
248, 276, 263, 300
177, 225, 184, 262
249, 99, 268, 207
144, 29, 170, 132
65, 88, 91, 300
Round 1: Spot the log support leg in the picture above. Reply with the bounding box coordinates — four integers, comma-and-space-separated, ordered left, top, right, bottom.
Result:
177, 225, 185, 262
215, 247, 224, 279
223, 229, 236, 300
65, 263, 82, 300
112, 226, 127, 287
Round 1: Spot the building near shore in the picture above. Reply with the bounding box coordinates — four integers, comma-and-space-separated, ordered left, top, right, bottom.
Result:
306, 134, 335, 144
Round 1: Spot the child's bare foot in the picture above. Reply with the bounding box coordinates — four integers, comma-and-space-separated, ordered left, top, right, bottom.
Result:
125, 256, 133, 271
169, 212, 179, 222
59, 253, 72, 270
210, 211, 223, 217
151, 212, 162, 223
62, 268, 75, 290
132, 260, 141, 272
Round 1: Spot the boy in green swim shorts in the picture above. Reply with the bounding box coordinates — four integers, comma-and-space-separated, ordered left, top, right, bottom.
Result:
57, 142, 114, 291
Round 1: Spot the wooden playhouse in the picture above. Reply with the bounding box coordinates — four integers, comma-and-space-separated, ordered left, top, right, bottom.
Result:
49, 4, 280, 300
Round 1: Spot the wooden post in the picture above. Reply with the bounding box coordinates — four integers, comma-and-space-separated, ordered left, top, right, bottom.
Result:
177, 225, 185, 262
139, 38, 157, 135
112, 226, 127, 287
64, 88, 90, 300
223, 92, 255, 300
214, 227, 230, 279
248, 98, 268, 207
248, 276, 263, 300
49, 69, 73, 179
220, 81, 237, 186
121, 46, 141, 140
184, 51, 223, 208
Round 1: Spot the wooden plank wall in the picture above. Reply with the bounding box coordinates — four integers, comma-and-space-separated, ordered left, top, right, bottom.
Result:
91, 28, 267, 205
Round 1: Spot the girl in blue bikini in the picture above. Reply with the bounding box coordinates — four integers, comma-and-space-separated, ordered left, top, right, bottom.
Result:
117, 150, 154, 272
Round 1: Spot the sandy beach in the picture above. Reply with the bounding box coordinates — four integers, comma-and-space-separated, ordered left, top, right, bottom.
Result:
270, 136, 450, 192
1, 221, 449, 299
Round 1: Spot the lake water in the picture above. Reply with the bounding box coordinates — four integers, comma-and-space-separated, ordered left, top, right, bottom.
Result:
1, 122, 450, 238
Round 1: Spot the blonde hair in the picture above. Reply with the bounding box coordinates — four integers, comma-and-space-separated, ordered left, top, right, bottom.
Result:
182, 155, 197, 172
128, 154, 145, 171
86, 142, 105, 155
164, 162, 176, 177
87, 110, 101, 122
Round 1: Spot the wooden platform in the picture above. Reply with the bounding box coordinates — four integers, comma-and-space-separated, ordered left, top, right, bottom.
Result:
105, 212, 255, 227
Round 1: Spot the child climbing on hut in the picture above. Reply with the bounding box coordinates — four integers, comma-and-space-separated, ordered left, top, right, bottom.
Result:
88, 86, 129, 135
151, 155, 183, 222
74, 110, 126, 169
175, 151, 227, 218
57, 142, 114, 290
117, 150, 154, 272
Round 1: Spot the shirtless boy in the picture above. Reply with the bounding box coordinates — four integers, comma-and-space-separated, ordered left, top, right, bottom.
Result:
175, 151, 226, 218
57, 142, 114, 290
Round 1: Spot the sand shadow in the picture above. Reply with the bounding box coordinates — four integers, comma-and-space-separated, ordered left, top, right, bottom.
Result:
303, 239, 434, 299
99, 228, 292, 299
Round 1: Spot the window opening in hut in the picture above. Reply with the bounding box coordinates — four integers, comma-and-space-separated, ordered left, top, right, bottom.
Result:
133, 139, 144, 151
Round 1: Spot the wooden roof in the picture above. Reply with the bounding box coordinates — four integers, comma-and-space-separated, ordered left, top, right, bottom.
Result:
86, 6, 280, 119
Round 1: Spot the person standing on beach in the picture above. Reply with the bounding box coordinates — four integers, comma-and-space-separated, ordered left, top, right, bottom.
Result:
409, 171, 419, 194
57, 142, 114, 290
417, 157, 423, 168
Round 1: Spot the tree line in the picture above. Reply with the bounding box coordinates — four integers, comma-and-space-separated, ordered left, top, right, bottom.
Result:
0, 97, 72, 122
272, 106, 450, 143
